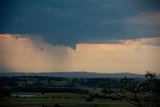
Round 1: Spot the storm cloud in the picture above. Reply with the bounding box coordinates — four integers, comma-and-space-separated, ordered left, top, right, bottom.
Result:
0, 0, 160, 48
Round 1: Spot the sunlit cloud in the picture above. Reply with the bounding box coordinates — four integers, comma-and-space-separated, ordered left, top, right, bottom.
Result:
0, 34, 159, 74
81, 37, 160, 46
0, 34, 74, 72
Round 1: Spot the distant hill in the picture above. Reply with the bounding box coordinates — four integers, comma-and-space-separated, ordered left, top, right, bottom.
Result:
0, 71, 145, 78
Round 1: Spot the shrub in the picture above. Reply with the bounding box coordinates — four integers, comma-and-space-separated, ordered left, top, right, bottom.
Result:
54, 104, 63, 107
52, 96, 55, 99
65, 96, 68, 99
86, 97, 93, 102
41, 104, 48, 107
92, 105, 98, 107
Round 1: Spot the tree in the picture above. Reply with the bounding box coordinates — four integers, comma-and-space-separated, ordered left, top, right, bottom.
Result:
145, 71, 156, 79
145, 71, 160, 107
114, 71, 160, 107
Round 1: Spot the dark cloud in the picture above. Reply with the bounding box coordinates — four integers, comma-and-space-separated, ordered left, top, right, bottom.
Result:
0, 0, 160, 48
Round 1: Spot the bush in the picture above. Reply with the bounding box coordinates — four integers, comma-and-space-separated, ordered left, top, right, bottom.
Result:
54, 104, 63, 107
92, 105, 98, 107
65, 96, 68, 99
41, 105, 48, 107
86, 97, 94, 102
41, 92, 44, 95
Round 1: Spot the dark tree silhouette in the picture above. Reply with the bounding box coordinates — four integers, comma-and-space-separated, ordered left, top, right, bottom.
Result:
118, 71, 159, 107
145, 71, 156, 79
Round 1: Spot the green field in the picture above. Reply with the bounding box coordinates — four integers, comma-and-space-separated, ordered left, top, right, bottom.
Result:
0, 93, 135, 107
0, 76, 159, 107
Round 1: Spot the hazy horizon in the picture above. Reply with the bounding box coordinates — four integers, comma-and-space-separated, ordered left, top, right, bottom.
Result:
0, 70, 149, 75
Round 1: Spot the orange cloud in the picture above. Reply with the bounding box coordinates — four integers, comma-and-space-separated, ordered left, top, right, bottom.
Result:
0, 34, 159, 74
0, 34, 73, 72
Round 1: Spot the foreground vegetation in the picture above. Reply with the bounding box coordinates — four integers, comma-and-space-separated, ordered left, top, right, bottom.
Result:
0, 71, 159, 107
0, 93, 135, 107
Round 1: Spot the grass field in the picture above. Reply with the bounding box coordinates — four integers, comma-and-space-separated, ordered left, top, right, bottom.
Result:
0, 93, 135, 107
0, 76, 159, 107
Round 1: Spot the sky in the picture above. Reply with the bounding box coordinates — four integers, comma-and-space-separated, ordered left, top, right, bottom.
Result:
0, 0, 160, 74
